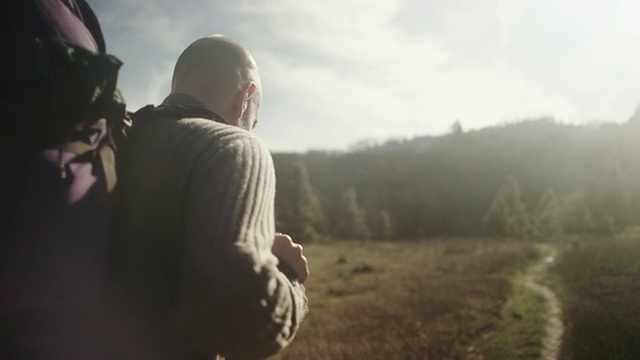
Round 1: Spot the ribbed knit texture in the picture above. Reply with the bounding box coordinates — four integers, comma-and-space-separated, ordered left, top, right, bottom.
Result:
110, 112, 307, 359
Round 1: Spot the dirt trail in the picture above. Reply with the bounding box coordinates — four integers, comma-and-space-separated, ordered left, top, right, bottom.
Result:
465, 245, 564, 360
522, 246, 564, 360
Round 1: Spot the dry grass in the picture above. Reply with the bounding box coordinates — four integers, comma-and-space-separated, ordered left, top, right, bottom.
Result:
549, 236, 640, 360
274, 239, 540, 359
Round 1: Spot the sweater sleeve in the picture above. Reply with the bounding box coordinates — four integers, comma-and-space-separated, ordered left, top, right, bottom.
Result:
174, 127, 308, 358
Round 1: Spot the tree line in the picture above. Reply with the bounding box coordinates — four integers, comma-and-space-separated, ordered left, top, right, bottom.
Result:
273, 117, 640, 243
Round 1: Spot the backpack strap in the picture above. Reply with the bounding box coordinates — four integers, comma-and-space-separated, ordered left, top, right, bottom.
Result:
98, 141, 117, 192
101, 103, 131, 193
116, 103, 225, 193
57, 126, 120, 193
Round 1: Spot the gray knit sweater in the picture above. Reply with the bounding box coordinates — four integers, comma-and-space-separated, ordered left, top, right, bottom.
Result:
109, 94, 307, 359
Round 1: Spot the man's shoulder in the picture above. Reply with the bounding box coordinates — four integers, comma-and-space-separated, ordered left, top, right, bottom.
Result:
129, 106, 270, 161
132, 111, 248, 142
179, 118, 266, 149
163, 118, 272, 170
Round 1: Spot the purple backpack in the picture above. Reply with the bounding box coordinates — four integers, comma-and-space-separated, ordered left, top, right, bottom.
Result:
0, 0, 130, 357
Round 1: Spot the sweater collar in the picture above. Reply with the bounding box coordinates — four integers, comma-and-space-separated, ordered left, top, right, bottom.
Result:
159, 93, 228, 125
161, 93, 207, 109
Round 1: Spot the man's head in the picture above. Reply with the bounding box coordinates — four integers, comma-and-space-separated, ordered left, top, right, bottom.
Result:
171, 35, 262, 131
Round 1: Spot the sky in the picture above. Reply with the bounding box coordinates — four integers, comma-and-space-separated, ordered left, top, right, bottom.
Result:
92, 0, 640, 152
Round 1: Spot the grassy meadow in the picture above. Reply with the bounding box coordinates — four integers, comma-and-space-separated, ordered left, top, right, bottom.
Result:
548, 236, 640, 360
274, 239, 543, 360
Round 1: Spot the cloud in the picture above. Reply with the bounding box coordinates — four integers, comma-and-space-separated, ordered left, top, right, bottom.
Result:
96, 0, 640, 151
235, 2, 457, 150
144, 61, 175, 105
499, 0, 640, 122
94, 0, 192, 51
252, 0, 640, 150
242, 1, 577, 150
495, 0, 523, 47
119, 61, 174, 110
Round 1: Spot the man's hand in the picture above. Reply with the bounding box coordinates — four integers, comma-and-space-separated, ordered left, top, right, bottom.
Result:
272, 233, 309, 283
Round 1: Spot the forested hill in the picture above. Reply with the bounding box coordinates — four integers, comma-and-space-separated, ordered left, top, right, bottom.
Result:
350, 118, 619, 153
272, 118, 640, 243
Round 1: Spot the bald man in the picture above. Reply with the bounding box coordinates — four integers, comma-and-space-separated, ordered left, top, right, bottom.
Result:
109, 35, 308, 359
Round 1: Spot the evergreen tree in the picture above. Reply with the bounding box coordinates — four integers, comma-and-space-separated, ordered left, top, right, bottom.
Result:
483, 175, 533, 238
450, 119, 464, 135
283, 162, 325, 243
533, 188, 563, 238
335, 187, 371, 240
585, 161, 631, 234
371, 209, 393, 241
559, 190, 594, 234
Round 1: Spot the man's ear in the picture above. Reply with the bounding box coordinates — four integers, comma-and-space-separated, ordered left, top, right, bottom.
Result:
235, 82, 257, 122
